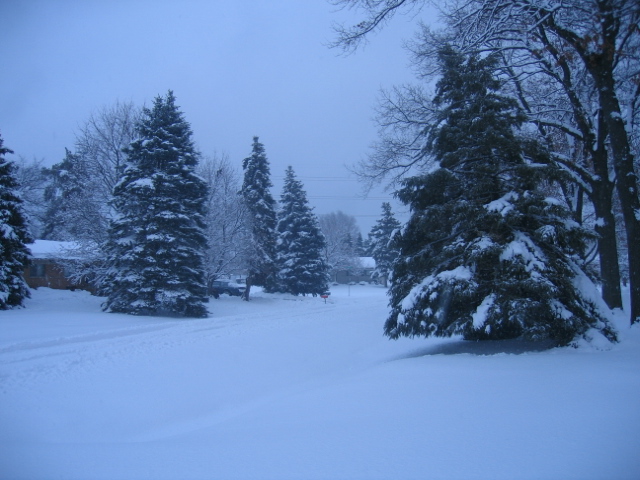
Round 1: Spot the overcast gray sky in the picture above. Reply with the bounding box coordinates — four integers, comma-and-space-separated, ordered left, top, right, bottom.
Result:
1, 0, 436, 234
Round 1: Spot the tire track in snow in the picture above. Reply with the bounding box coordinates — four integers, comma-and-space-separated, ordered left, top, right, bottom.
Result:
0, 296, 341, 391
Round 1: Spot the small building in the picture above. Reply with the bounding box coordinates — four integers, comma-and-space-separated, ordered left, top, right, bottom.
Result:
23, 240, 94, 292
333, 257, 376, 284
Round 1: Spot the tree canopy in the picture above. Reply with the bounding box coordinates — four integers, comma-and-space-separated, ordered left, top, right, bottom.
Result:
0, 132, 32, 309
276, 166, 329, 296
384, 48, 617, 346
103, 91, 209, 318
240, 137, 279, 299
368, 202, 401, 286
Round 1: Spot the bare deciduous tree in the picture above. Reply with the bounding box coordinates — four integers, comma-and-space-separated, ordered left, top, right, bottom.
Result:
75, 100, 141, 198
331, 0, 640, 321
427, 0, 640, 322
318, 211, 362, 278
43, 101, 141, 245
13, 156, 48, 238
198, 152, 250, 289
330, 0, 425, 53
39, 101, 142, 290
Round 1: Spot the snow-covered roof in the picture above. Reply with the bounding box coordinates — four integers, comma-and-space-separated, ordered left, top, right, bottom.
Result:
359, 257, 375, 269
27, 240, 82, 259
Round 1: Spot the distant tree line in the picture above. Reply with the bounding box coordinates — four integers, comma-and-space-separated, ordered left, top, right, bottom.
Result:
2, 91, 400, 314
5, 0, 631, 348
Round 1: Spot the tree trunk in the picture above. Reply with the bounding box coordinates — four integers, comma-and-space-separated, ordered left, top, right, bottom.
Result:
242, 276, 252, 301
591, 114, 623, 309
592, 178, 623, 309
601, 87, 640, 323
550, 0, 640, 323
592, 3, 640, 323
525, 12, 624, 310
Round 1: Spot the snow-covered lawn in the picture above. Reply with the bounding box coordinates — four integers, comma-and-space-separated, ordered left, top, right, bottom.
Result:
1, 285, 638, 480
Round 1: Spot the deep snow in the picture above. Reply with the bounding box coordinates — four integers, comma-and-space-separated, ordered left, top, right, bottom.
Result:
1, 285, 639, 480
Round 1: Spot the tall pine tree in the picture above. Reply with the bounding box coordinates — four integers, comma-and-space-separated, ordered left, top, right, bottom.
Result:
0, 132, 32, 309
103, 91, 208, 318
385, 47, 616, 347
240, 137, 278, 299
42, 148, 107, 242
276, 166, 329, 296
368, 202, 401, 287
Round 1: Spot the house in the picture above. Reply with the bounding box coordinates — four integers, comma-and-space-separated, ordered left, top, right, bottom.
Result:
333, 257, 376, 284
23, 240, 94, 292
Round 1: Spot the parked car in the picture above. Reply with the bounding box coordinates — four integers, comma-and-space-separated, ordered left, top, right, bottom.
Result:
209, 280, 246, 298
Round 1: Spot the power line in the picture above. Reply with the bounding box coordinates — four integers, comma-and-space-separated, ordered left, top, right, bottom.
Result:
272, 175, 357, 181
307, 195, 392, 200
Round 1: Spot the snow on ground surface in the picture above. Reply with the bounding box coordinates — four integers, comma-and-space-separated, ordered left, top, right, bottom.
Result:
1, 284, 639, 480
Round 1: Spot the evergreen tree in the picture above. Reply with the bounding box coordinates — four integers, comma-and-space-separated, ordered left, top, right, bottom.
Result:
384, 47, 617, 347
276, 166, 329, 296
0, 132, 32, 309
13, 156, 48, 240
240, 137, 278, 299
198, 154, 250, 289
355, 232, 366, 256
42, 148, 107, 242
103, 91, 208, 318
41, 149, 78, 240
368, 202, 401, 287
318, 211, 361, 275
361, 236, 372, 257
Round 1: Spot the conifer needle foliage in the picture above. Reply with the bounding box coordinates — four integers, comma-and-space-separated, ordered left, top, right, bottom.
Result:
385, 47, 617, 346
276, 166, 329, 296
103, 91, 208, 317
0, 132, 32, 309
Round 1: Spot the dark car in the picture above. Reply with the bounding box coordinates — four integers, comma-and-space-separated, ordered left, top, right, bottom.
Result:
209, 280, 246, 298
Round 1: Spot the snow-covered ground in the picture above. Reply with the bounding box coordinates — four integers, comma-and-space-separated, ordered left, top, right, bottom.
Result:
1, 285, 638, 480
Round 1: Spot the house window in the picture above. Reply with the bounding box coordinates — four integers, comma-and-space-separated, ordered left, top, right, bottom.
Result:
30, 263, 46, 278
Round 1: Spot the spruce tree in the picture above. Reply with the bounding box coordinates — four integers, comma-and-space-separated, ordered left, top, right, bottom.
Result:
368, 202, 401, 287
42, 148, 106, 242
103, 91, 208, 318
0, 132, 32, 309
355, 232, 366, 256
384, 47, 617, 346
276, 166, 329, 296
240, 137, 278, 299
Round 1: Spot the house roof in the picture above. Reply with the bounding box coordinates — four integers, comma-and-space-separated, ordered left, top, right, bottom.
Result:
359, 257, 375, 269
27, 240, 82, 259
